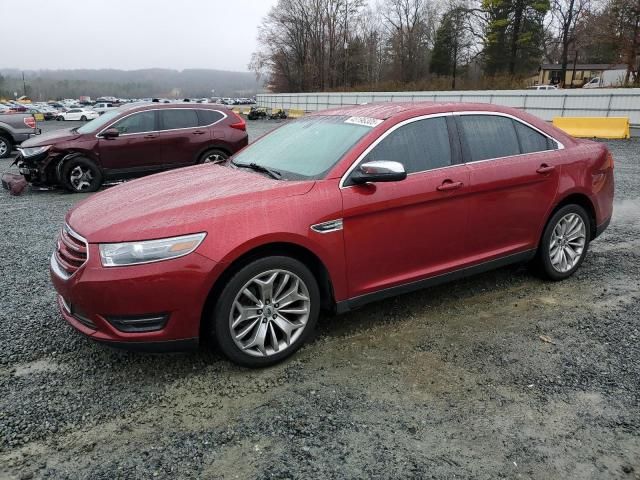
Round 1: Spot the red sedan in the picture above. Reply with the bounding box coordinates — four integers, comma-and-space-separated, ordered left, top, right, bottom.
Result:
50, 102, 614, 366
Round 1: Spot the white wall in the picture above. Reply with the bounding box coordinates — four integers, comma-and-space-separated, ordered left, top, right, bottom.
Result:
257, 89, 640, 126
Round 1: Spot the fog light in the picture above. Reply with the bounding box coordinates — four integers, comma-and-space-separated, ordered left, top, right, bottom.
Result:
106, 313, 169, 333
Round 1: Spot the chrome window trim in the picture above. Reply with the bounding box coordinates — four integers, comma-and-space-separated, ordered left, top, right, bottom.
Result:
339, 110, 564, 189
95, 108, 228, 138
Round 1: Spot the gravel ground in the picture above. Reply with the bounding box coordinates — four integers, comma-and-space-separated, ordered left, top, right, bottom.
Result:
0, 121, 638, 479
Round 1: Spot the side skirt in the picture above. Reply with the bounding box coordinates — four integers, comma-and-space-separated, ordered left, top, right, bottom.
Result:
335, 249, 537, 314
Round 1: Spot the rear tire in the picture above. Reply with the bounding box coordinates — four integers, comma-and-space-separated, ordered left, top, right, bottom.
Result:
198, 148, 229, 164
56, 116, 63, 121
534, 204, 590, 281
80, 115, 87, 121
0, 135, 12, 159
211, 256, 320, 367
60, 157, 103, 193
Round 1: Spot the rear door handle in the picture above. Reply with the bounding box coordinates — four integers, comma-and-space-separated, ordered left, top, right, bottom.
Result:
536, 164, 556, 174
192, 130, 205, 135
144, 134, 157, 139
437, 180, 464, 191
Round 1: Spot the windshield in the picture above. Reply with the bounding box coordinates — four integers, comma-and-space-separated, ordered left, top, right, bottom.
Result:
232, 115, 376, 180
76, 108, 123, 134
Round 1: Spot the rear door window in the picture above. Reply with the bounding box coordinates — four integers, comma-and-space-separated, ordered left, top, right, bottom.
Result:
197, 109, 224, 126
111, 111, 156, 135
159, 109, 199, 130
457, 115, 520, 161
363, 117, 452, 173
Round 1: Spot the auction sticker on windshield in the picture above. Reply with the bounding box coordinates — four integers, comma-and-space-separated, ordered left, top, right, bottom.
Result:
344, 116, 383, 127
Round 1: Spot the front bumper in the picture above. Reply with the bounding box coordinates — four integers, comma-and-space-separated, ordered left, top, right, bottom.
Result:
50, 245, 221, 350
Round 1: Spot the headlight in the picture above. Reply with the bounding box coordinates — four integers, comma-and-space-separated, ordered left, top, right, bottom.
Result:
99, 233, 206, 267
19, 145, 51, 157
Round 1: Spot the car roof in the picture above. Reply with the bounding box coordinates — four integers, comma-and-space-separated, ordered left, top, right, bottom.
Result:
118, 102, 230, 113
312, 101, 530, 121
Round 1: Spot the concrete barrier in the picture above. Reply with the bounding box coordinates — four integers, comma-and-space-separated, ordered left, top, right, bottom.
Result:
552, 116, 630, 139
287, 109, 305, 119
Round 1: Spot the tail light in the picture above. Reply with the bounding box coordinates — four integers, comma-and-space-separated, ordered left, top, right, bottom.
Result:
606, 151, 614, 169
24, 116, 36, 129
229, 112, 246, 131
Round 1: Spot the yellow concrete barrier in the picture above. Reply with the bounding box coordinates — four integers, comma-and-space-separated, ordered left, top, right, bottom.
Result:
287, 109, 305, 119
552, 117, 630, 139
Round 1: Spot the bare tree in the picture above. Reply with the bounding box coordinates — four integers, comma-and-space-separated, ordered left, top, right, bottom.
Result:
551, 0, 591, 86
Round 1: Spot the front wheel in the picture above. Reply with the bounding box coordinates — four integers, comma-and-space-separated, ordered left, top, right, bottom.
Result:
535, 204, 590, 280
212, 256, 320, 367
60, 157, 103, 193
80, 115, 87, 121
56, 116, 63, 121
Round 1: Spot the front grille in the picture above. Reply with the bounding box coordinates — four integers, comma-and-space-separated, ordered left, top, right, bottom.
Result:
55, 225, 88, 278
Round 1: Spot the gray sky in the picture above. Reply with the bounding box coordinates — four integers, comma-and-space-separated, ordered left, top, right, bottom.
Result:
2, 0, 278, 72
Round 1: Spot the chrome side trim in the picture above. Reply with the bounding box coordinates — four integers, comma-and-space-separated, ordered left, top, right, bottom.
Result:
339, 110, 564, 189
95, 108, 228, 138
311, 219, 343, 234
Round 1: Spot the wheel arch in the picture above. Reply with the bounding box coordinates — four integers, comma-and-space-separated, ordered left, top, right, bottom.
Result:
0, 127, 14, 143
548, 192, 597, 240
199, 241, 336, 341
195, 144, 232, 163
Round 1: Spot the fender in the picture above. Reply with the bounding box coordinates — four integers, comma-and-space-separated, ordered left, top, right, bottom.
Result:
55, 152, 89, 184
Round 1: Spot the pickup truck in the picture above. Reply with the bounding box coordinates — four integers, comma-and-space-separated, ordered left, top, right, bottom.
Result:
0, 113, 38, 158
92, 102, 118, 114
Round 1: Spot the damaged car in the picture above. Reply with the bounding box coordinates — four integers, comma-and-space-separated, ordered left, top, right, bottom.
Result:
15, 103, 248, 192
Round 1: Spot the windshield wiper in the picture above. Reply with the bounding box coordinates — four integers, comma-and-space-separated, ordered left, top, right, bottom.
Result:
234, 162, 282, 180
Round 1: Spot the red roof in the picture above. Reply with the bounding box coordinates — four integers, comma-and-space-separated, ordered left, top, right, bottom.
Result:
313, 101, 523, 120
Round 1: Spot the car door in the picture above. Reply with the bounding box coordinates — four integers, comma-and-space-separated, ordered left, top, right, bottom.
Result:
66, 109, 80, 120
156, 108, 203, 166
97, 110, 165, 173
341, 115, 470, 299
456, 113, 561, 261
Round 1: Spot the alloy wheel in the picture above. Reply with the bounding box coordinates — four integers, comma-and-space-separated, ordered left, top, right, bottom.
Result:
549, 213, 586, 273
229, 269, 311, 357
68, 165, 94, 191
0, 139, 8, 157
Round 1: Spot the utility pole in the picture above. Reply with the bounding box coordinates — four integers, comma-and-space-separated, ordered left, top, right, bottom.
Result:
344, 0, 348, 88
22, 72, 27, 98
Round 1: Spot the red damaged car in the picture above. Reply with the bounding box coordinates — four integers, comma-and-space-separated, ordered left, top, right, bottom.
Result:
50, 102, 614, 367
17, 103, 247, 192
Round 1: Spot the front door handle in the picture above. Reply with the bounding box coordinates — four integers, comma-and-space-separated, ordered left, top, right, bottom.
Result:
192, 130, 205, 135
144, 134, 157, 139
437, 180, 464, 191
536, 164, 556, 174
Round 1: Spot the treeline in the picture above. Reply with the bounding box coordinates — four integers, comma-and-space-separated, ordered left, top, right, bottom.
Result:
250, 0, 640, 92
0, 68, 262, 101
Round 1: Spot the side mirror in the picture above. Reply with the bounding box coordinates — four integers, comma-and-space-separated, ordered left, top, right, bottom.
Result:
102, 128, 120, 139
351, 161, 407, 184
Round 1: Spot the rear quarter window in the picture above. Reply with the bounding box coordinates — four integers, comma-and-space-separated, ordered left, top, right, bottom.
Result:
197, 109, 224, 126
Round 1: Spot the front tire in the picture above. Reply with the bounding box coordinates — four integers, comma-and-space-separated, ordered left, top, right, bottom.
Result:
536, 204, 590, 280
212, 256, 320, 367
60, 157, 103, 193
0, 135, 12, 159
80, 115, 87, 121
56, 116, 63, 121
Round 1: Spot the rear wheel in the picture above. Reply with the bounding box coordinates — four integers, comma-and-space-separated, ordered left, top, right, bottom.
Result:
198, 148, 228, 164
0, 135, 12, 159
56, 116, 63, 121
535, 204, 590, 280
211, 256, 320, 367
80, 115, 87, 121
60, 157, 103, 193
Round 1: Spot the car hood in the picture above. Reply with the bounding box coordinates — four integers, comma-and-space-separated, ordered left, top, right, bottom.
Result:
20, 128, 82, 147
67, 164, 315, 243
